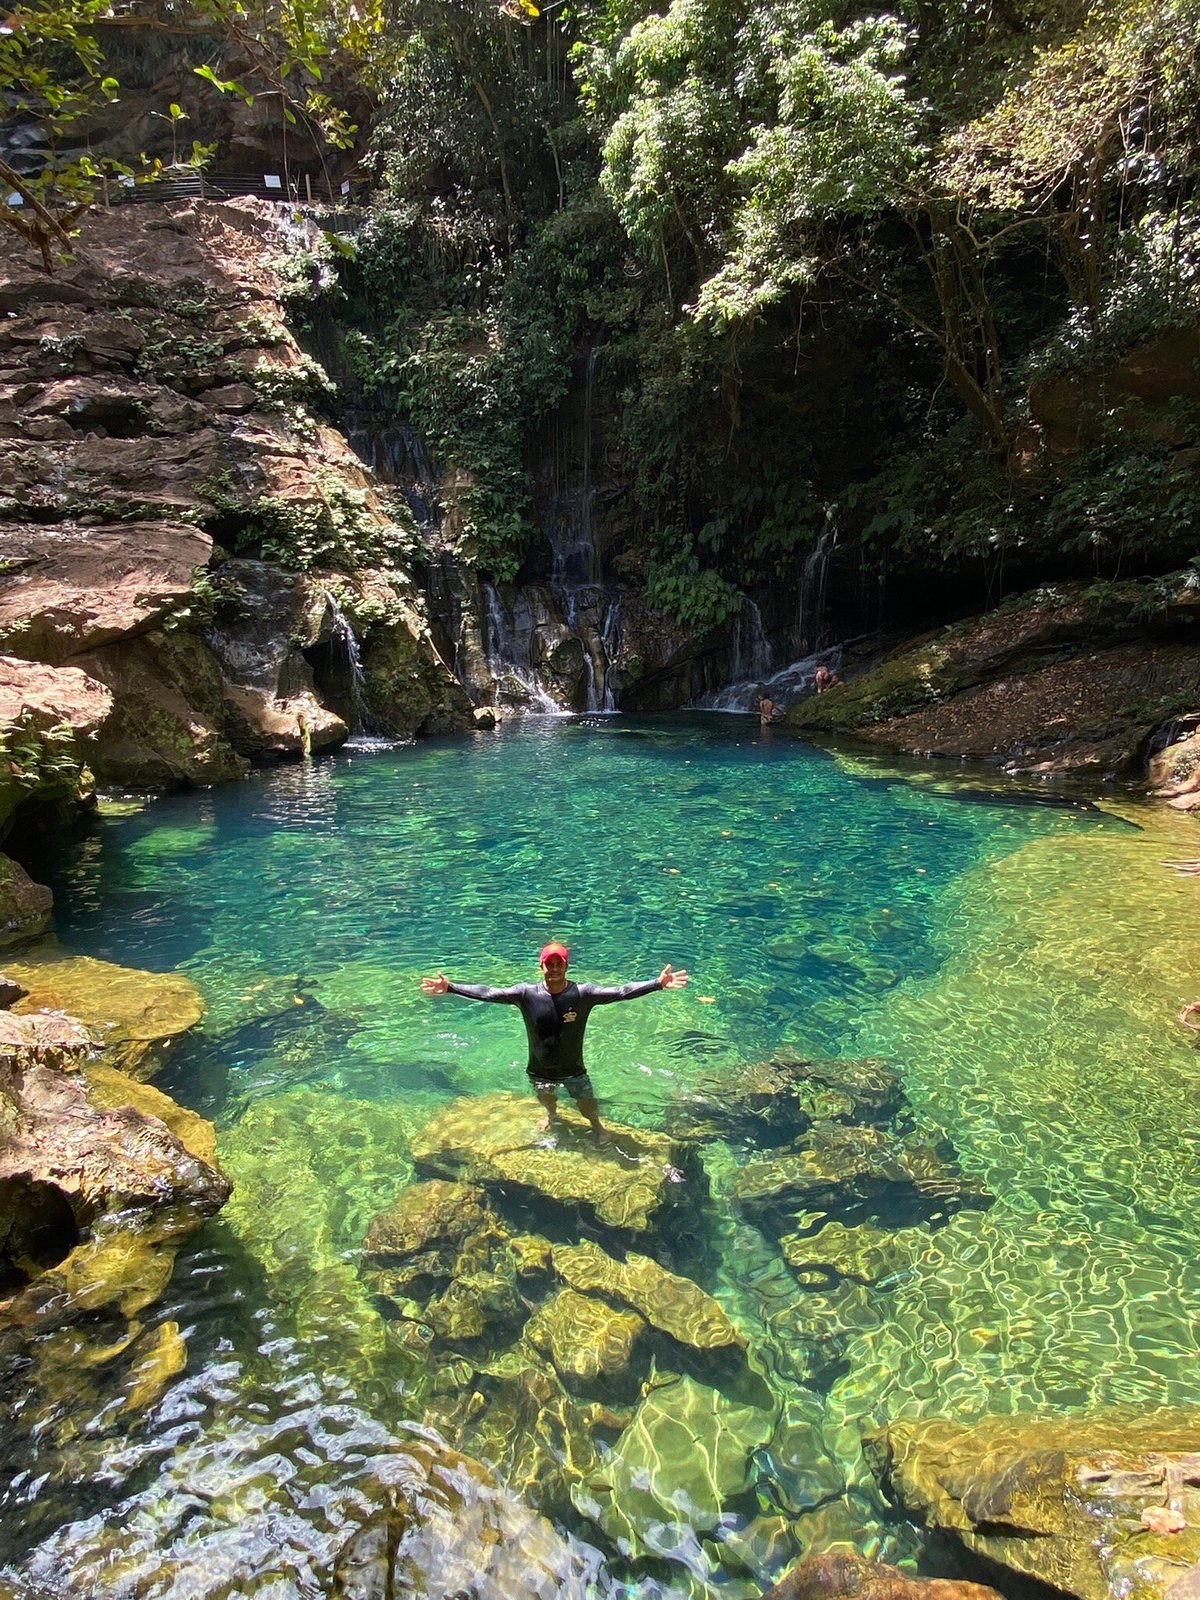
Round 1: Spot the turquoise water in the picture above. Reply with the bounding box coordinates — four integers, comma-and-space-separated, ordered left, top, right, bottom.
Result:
4, 716, 1200, 1599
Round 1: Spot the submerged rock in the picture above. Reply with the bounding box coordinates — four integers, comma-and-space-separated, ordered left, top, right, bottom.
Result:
3, 945, 203, 1077
762, 1552, 1003, 1600
734, 1124, 989, 1232
551, 1238, 744, 1353
670, 1055, 904, 1145
410, 1092, 688, 1235
332, 1434, 588, 1600
868, 1411, 1200, 1600
780, 1222, 929, 1287
578, 1371, 775, 1555
526, 1286, 646, 1388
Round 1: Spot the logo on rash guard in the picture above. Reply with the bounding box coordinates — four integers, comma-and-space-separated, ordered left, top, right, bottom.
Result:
562, 1010, 578, 1022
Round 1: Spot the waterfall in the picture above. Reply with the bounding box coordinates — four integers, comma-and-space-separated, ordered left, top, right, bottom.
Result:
326, 594, 373, 733
795, 521, 838, 655
690, 598, 775, 711
598, 593, 622, 713
480, 583, 565, 714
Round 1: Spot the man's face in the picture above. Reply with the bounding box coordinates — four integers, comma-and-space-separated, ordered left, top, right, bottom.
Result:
541, 955, 567, 987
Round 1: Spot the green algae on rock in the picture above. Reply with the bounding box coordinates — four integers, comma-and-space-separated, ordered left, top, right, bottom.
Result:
577, 1371, 776, 1555
551, 1238, 745, 1353
868, 1411, 1200, 1600
410, 1092, 688, 1234
4, 944, 203, 1077
669, 1054, 904, 1146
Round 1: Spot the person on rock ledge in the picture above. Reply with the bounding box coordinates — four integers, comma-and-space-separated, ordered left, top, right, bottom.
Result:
419, 942, 688, 1144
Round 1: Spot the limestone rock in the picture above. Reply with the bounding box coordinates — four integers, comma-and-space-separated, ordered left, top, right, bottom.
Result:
525, 1287, 645, 1386
780, 1221, 928, 1287
0, 522, 212, 663
762, 1552, 1003, 1600
0, 855, 53, 947
551, 1238, 744, 1352
578, 1372, 775, 1553
84, 1063, 220, 1167
869, 1411, 1200, 1600
410, 1092, 688, 1235
4, 945, 204, 1077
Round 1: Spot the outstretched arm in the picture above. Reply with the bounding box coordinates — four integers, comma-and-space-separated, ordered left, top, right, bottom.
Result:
419, 973, 525, 1003
580, 965, 690, 1005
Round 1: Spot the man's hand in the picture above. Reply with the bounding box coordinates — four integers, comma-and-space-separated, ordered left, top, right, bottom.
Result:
421, 972, 450, 995
658, 965, 689, 989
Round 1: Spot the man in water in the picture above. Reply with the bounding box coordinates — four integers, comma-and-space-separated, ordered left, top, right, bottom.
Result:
420, 942, 688, 1141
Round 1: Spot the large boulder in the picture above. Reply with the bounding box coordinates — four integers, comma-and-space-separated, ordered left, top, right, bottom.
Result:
410, 1092, 689, 1236
868, 1412, 1200, 1600
0, 522, 212, 663
669, 1055, 903, 1146
3, 945, 204, 1077
0, 855, 53, 947
0, 655, 113, 835
525, 1286, 645, 1389
0, 1016, 229, 1322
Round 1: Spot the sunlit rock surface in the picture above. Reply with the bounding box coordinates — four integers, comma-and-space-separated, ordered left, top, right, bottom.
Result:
0, 522, 213, 663
410, 1092, 689, 1234
3, 944, 204, 1076
869, 1412, 1200, 1600
0, 654, 113, 834
0, 1021, 228, 1322
0, 200, 472, 784
779, 1221, 929, 1288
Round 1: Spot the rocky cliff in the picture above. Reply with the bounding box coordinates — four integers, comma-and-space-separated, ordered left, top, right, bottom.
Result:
0, 198, 474, 927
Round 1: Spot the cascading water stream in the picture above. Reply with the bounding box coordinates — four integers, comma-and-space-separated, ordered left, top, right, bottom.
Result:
325, 593, 374, 736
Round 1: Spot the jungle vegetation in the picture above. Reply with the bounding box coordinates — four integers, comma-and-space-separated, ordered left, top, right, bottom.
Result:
9, 0, 1200, 629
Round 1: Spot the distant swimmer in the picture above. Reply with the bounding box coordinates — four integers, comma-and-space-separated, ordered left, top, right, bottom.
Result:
814, 664, 842, 693
420, 941, 689, 1141
1179, 999, 1200, 1034
758, 692, 777, 725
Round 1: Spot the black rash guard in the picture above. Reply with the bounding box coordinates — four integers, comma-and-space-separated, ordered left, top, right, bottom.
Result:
445, 978, 662, 1082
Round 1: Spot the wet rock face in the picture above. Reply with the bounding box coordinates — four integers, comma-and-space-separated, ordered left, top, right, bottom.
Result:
869, 1412, 1200, 1600
762, 1551, 1003, 1600
0, 857, 52, 947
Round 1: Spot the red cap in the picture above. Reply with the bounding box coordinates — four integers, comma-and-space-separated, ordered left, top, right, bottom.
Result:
539, 941, 569, 967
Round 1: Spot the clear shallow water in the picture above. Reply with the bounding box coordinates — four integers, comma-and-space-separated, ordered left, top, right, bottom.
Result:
4, 715, 1200, 1599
